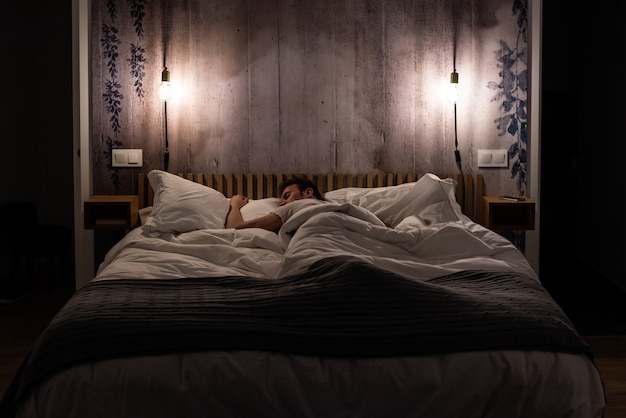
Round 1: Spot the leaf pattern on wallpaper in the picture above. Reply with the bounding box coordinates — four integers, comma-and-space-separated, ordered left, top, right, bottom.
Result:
129, 0, 146, 37
101, 11, 124, 190
128, 44, 147, 98
486, 0, 528, 251
100, 0, 150, 191
103, 78, 124, 133
128, 0, 147, 99
101, 24, 121, 80
488, 0, 528, 196
106, 0, 118, 20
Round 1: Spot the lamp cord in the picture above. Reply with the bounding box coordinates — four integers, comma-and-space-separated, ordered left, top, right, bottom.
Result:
164, 100, 169, 172
453, 101, 466, 210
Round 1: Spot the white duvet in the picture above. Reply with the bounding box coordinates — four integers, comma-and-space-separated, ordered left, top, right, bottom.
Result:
95, 199, 537, 283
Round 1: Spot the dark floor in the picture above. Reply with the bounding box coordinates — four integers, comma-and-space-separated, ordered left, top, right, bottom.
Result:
0, 254, 75, 305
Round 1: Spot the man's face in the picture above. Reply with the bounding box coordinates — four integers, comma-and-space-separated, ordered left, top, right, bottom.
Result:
279, 184, 312, 206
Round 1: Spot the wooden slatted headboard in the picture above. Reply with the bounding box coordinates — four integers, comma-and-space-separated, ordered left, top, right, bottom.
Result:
138, 172, 483, 222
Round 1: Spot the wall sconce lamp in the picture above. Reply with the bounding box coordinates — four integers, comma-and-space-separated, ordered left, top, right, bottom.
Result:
159, 67, 171, 101
447, 70, 461, 103
160, 67, 170, 171
448, 68, 465, 207
449, 69, 462, 170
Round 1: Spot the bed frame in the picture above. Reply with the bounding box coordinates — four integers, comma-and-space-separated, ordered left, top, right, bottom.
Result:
137, 172, 484, 222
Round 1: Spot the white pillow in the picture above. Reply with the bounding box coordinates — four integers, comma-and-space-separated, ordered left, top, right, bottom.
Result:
324, 182, 415, 210
145, 170, 230, 233
376, 174, 463, 227
240, 198, 280, 221
325, 173, 464, 227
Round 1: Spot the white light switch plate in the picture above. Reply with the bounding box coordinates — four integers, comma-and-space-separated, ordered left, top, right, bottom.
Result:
477, 149, 508, 168
112, 149, 143, 167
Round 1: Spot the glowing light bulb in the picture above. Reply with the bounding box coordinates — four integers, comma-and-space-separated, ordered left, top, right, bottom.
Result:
446, 70, 460, 103
159, 68, 171, 101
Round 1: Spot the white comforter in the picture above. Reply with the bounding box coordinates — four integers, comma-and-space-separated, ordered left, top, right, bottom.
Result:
95, 201, 537, 282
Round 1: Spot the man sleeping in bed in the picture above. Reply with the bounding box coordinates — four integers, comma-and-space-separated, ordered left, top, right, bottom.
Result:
226, 176, 326, 232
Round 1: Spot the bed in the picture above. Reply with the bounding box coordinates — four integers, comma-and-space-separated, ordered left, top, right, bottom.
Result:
0, 170, 606, 418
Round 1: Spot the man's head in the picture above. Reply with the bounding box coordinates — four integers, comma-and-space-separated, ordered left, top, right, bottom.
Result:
278, 177, 324, 205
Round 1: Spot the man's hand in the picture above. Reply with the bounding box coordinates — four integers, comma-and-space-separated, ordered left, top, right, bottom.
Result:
230, 195, 249, 209
226, 195, 282, 232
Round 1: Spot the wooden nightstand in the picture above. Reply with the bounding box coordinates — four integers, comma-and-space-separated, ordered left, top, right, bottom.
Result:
84, 195, 139, 230
480, 196, 535, 231
84, 195, 139, 270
